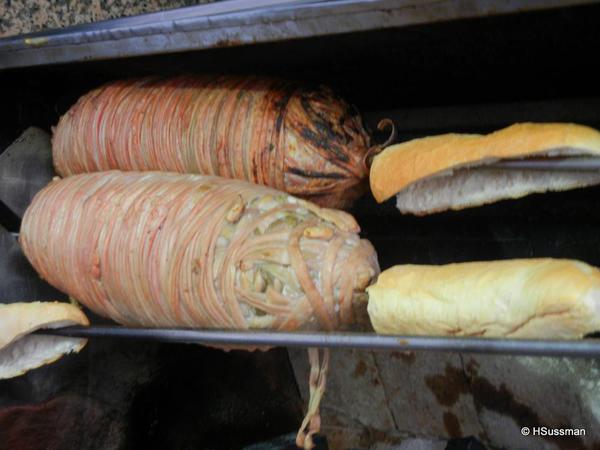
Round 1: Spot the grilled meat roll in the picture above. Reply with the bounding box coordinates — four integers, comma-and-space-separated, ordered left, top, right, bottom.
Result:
21, 171, 380, 449
21, 171, 379, 332
53, 76, 373, 209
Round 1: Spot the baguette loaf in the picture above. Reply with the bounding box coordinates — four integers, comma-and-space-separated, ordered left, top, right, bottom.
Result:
367, 259, 600, 339
0, 302, 89, 379
369, 123, 600, 215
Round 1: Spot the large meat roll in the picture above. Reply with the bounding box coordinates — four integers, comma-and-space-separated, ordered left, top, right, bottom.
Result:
52, 76, 373, 208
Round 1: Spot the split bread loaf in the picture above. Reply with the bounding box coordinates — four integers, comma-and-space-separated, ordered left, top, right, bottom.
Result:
369, 123, 600, 215
0, 302, 89, 379
367, 259, 600, 339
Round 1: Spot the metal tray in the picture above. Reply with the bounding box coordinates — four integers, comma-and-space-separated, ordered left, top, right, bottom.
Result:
37, 326, 600, 358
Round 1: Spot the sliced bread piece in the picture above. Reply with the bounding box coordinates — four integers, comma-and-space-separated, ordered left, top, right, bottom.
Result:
369, 123, 600, 215
0, 302, 89, 379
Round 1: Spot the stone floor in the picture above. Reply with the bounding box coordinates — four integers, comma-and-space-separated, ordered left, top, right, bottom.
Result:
0, 0, 211, 38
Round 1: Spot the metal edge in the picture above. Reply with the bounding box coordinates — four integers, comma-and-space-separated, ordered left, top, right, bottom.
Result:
36, 326, 600, 358
489, 157, 600, 171
1, 0, 596, 70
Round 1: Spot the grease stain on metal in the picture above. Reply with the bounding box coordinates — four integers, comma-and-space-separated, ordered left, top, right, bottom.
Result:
424, 364, 470, 407
354, 359, 367, 377
466, 358, 588, 450
443, 411, 463, 438
391, 350, 416, 364
23, 37, 49, 47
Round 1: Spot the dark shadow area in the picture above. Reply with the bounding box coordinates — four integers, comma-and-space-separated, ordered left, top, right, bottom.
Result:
126, 346, 303, 450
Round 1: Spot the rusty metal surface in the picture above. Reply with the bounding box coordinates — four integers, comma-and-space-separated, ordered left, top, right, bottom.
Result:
0, 225, 65, 302
0, 128, 63, 300
289, 350, 600, 449
459, 355, 600, 449
0, 0, 596, 70
0, 127, 55, 218
289, 347, 400, 450
288, 349, 483, 449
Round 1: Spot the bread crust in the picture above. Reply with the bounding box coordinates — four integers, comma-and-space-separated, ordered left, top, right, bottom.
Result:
367, 259, 600, 339
370, 123, 600, 202
0, 302, 89, 378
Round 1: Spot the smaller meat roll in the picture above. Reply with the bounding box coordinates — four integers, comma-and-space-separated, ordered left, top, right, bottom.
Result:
20, 171, 379, 333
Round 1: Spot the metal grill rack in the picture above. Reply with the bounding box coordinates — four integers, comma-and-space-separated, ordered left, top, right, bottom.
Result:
36, 326, 600, 358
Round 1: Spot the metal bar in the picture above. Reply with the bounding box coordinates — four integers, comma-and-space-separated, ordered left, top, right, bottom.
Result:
8, 156, 600, 239
0, 0, 594, 70
35, 326, 600, 358
487, 157, 600, 171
